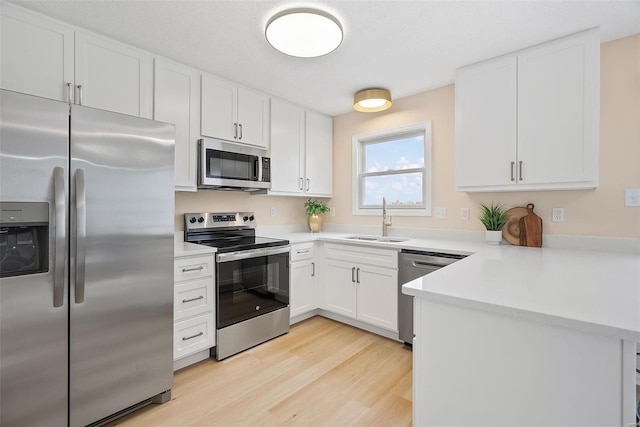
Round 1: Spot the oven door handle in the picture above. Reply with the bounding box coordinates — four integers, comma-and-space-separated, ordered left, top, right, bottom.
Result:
216, 245, 291, 263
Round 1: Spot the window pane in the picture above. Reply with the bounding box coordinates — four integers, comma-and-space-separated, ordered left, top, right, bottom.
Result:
363, 173, 423, 207
364, 135, 424, 173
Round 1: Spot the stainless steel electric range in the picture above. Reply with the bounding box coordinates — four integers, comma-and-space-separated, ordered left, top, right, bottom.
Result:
184, 212, 290, 360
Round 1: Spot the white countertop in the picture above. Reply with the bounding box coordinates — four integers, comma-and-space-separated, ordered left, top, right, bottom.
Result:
403, 244, 640, 342
177, 229, 640, 341
174, 240, 216, 257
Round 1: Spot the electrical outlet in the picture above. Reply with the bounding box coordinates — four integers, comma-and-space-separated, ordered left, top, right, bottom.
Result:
270, 207, 276, 217
434, 207, 447, 219
460, 208, 469, 220
330, 207, 336, 217
552, 207, 564, 222
624, 188, 640, 207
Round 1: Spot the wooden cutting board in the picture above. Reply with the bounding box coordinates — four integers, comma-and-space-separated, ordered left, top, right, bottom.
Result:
518, 203, 542, 247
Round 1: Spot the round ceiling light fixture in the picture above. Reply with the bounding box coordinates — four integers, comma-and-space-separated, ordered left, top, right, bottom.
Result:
353, 88, 393, 113
265, 8, 343, 58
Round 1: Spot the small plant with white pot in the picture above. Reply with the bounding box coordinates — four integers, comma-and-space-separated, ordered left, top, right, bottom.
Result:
479, 202, 508, 245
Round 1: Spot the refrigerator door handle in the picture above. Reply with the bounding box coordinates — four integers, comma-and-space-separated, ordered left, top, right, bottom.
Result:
53, 167, 66, 307
75, 168, 86, 304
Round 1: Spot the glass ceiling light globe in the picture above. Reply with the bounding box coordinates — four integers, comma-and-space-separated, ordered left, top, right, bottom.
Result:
265, 9, 343, 58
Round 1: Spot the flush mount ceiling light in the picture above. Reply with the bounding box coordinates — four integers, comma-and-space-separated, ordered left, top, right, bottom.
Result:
353, 88, 393, 113
265, 8, 343, 58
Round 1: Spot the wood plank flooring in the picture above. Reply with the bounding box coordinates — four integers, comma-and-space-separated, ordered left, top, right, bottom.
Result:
108, 316, 413, 426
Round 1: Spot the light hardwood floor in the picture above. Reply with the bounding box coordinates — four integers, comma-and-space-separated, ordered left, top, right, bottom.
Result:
108, 316, 413, 426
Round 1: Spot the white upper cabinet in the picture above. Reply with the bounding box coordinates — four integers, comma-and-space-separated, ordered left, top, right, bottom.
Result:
1, 5, 153, 118
154, 58, 199, 191
305, 111, 333, 197
1, 4, 74, 102
269, 98, 333, 197
200, 73, 269, 149
75, 31, 153, 118
455, 29, 599, 192
270, 98, 304, 194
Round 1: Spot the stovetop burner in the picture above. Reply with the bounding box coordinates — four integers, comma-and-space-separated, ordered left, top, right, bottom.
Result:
183, 212, 289, 253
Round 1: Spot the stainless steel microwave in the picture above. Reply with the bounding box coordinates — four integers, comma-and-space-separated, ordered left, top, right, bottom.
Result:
198, 138, 271, 191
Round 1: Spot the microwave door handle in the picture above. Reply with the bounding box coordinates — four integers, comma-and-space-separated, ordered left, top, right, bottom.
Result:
254, 159, 259, 181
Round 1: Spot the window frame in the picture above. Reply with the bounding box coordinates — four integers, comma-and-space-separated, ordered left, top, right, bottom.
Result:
351, 120, 432, 217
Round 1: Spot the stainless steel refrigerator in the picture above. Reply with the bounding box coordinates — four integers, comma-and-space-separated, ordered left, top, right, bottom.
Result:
0, 89, 175, 426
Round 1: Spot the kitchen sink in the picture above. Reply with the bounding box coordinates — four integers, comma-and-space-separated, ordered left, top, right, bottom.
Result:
344, 235, 408, 243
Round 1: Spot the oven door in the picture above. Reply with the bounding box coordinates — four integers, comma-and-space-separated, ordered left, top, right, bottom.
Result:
216, 245, 290, 328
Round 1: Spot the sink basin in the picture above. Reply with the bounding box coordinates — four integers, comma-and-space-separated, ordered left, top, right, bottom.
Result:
344, 235, 408, 243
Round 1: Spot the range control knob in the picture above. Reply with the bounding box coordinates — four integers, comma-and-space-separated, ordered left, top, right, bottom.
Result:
197, 217, 204, 223
243, 216, 249, 222
189, 217, 196, 224
249, 215, 255, 221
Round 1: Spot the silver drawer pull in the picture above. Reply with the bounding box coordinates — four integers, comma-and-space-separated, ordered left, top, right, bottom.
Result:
182, 332, 204, 341
182, 266, 204, 273
296, 249, 310, 254
182, 295, 204, 303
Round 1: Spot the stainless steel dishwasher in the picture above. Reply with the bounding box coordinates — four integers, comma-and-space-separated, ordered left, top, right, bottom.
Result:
398, 249, 467, 344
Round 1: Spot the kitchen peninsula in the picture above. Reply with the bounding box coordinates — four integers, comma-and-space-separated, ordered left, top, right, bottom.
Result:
403, 245, 640, 426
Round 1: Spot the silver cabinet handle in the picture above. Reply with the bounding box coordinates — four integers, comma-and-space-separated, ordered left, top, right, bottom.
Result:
311, 262, 315, 277
239, 123, 243, 140
182, 295, 204, 303
53, 167, 66, 307
306, 178, 310, 191
296, 249, 310, 255
356, 267, 360, 284
234, 123, 238, 139
299, 178, 303, 190
76, 85, 83, 105
182, 331, 204, 341
510, 161, 515, 182
182, 266, 204, 273
75, 169, 86, 304
351, 267, 356, 283
66, 83, 73, 103
519, 161, 524, 181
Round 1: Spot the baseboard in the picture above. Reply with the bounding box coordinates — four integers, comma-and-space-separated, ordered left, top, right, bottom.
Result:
173, 349, 210, 371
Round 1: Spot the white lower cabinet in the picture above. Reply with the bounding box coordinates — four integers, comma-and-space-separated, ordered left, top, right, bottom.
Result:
321, 243, 398, 332
173, 253, 215, 364
289, 242, 318, 319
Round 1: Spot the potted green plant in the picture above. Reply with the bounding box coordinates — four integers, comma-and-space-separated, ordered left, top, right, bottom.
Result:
304, 199, 330, 233
479, 202, 508, 245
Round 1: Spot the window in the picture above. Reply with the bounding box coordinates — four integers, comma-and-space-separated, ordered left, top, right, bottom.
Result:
352, 121, 432, 216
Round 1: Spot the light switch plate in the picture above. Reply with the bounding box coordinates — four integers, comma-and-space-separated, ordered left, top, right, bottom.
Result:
624, 188, 640, 207
270, 207, 276, 217
460, 208, 469, 220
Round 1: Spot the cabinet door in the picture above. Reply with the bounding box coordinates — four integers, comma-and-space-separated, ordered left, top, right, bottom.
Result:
237, 86, 269, 149
290, 260, 317, 318
201, 74, 236, 141
1, 5, 74, 102
321, 259, 357, 319
455, 55, 517, 190
517, 31, 599, 187
304, 111, 333, 197
75, 31, 153, 118
356, 265, 398, 331
270, 98, 304, 194
154, 59, 199, 191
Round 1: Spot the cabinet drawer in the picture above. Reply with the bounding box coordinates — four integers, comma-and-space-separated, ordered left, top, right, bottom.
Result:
174, 278, 214, 321
174, 254, 214, 282
290, 242, 314, 262
174, 314, 215, 360
323, 243, 398, 269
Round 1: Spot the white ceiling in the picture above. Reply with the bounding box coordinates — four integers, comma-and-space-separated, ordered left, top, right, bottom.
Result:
10, 0, 640, 117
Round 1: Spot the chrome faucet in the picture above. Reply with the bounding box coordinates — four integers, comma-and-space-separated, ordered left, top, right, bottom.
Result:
382, 197, 392, 237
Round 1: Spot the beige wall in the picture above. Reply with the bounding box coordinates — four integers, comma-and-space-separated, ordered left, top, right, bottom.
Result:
330, 34, 640, 238
176, 34, 640, 238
